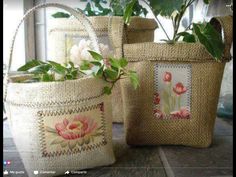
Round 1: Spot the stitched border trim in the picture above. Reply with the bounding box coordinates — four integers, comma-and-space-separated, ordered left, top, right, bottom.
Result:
50, 28, 108, 33
37, 102, 107, 158
7, 93, 103, 108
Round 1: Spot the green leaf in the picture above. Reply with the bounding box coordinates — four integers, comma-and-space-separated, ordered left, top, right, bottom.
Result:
203, 0, 211, 4
149, 0, 184, 17
71, 70, 78, 78
119, 58, 128, 67
162, 89, 170, 107
98, 8, 112, 15
84, 136, 90, 144
88, 50, 103, 61
45, 126, 57, 134
104, 68, 118, 80
48, 61, 67, 75
110, 0, 124, 16
128, 71, 139, 89
17, 60, 44, 71
29, 64, 52, 74
96, 67, 104, 77
65, 74, 73, 80
132, 1, 148, 17
51, 12, 70, 18
183, 34, 196, 43
90, 61, 102, 66
163, 103, 170, 114
51, 137, 64, 145
80, 60, 91, 70
109, 58, 121, 68
68, 140, 77, 150
83, 3, 97, 16
41, 73, 54, 82
77, 139, 84, 146
123, 0, 137, 24
103, 86, 112, 95
68, 61, 75, 68
60, 141, 67, 148
193, 23, 224, 60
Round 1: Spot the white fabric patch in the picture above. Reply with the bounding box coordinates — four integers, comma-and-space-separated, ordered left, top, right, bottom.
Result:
153, 64, 192, 120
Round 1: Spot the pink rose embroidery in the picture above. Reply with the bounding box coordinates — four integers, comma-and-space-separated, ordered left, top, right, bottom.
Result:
154, 93, 160, 105
55, 116, 97, 140
173, 82, 187, 95
170, 107, 190, 119
163, 72, 172, 82
153, 109, 163, 119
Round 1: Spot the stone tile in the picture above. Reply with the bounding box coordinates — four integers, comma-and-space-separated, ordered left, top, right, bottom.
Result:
160, 135, 232, 177
170, 168, 232, 177
214, 118, 232, 136
4, 119, 12, 138
3, 123, 166, 177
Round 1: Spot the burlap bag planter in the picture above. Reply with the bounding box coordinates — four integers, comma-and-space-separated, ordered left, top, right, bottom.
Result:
48, 16, 158, 123
120, 16, 232, 148
4, 3, 115, 177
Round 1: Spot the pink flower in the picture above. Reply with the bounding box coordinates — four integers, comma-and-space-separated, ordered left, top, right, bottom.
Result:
170, 107, 190, 119
163, 72, 172, 82
154, 93, 160, 105
153, 109, 163, 119
103, 58, 111, 68
173, 82, 187, 95
55, 116, 97, 140
180, 107, 190, 118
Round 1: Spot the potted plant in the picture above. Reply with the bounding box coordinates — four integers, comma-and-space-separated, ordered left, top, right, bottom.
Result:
118, 0, 233, 147
4, 3, 139, 176
48, 0, 158, 61
48, 0, 155, 123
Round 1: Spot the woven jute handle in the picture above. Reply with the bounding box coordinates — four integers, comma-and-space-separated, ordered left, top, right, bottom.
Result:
3, 3, 101, 102
210, 15, 233, 60
108, 17, 125, 58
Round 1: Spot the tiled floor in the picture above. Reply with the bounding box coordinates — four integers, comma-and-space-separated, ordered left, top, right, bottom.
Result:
3, 118, 232, 177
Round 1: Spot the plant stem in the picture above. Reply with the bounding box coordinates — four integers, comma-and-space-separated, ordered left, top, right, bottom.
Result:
142, 0, 171, 41
172, 0, 195, 41
178, 96, 181, 110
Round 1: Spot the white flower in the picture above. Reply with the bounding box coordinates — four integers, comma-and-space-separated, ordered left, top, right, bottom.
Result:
99, 43, 111, 58
69, 39, 112, 66
80, 47, 93, 61
70, 45, 82, 66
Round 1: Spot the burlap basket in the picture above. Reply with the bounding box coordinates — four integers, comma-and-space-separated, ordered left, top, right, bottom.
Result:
4, 3, 115, 177
120, 16, 232, 148
48, 15, 158, 123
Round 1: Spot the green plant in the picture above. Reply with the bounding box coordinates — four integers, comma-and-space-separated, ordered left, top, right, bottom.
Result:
51, 0, 147, 24
80, 50, 139, 95
144, 0, 224, 60
17, 52, 139, 95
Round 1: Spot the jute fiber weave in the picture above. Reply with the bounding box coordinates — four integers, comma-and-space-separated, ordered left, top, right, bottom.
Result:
4, 3, 115, 177
48, 16, 157, 123
120, 15, 232, 148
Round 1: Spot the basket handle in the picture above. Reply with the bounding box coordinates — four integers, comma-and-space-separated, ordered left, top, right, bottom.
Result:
4, 3, 101, 102
108, 17, 125, 58
210, 15, 233, 61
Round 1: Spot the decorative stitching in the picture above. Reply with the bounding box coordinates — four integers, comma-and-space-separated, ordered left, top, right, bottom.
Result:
50, 28, 108, 33
7, 93, 103, 108
37, 102, 107, 158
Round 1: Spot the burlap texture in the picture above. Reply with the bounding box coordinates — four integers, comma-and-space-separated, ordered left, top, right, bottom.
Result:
5, 77, 115, 176
121, 16, 232, 148
4, 3, 115, 177
48, 16, 157, 123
